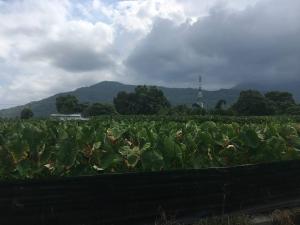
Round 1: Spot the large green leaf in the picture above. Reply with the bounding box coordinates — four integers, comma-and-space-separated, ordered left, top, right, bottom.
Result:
240, 127, 262, 148
141, 149, 164, 171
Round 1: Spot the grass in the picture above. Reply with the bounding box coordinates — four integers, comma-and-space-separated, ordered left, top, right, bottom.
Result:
196, 215, 253, 225
155, 214, 253, 225
155, 209, 298, 225
272, 209, 295, 225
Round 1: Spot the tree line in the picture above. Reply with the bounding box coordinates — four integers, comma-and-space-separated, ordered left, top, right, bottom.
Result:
20, 86, 300, 119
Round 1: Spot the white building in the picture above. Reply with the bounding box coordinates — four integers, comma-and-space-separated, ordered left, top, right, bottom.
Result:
50, 113, 89, 121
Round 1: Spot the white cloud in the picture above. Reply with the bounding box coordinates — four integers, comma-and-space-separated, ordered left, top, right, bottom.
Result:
0, 0, 116, 108
24, 20, 115, 72
92, 0, 186, 32
0, 0, 299, 109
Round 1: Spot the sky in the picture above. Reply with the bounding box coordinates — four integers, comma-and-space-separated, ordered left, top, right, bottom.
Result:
0, 0, 299, 108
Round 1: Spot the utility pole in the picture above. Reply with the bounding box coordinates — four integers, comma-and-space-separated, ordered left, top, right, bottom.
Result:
196, 75, 204, 108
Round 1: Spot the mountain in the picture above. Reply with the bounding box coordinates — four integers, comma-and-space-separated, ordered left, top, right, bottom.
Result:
0, 81, 240, 118
2, 80, 299, 118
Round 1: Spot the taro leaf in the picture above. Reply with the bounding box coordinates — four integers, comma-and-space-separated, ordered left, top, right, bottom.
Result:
192, 154, 213, 169
22, 126, 44, 153
289, 136, 300, 149
197, 131, 213, 147
56, 139, 78, 169
7, 138, 29, 163
141, 142, 151, 152
15, 160, 34, 179
240, 128, 261, 148
101, 152, 123, 170
107, 127, 126, 140
80, 126, 95, 144
93, 141, 102, 150
279, 125, 298, 140
185, 133, 197, 149
0, 146, 15, 177
127, 154, 140, 168
92, 165, 104, 171
200, 121, 217, 133
0, 134, 4, 145
221, 124, 236, 138
119, 146, 141, 168
256, 136, 285, 161
192, 155, 203, 169
141, 150, 164, 171
57, 127, 68, 140
163, 136, 183, 165
39, 145, 53, 165
90, 148, 102, 167
295, 124, 300, 134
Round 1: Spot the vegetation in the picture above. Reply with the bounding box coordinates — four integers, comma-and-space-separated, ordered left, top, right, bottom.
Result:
231, 90, 275, 116
0, 81, 242, 118
54, 85, 171, 117
156, 213, 253, 225
10, 85, 298, 119
56, 95, 82, 114
82, 103, 116, 117
196, 215, 253, 225
215, 99, 226, 111
20, 108, 34, 119
114, 85, 170, 115
1, 81, 299, 118
0, 118, 300, 179
231, 90, 300, 116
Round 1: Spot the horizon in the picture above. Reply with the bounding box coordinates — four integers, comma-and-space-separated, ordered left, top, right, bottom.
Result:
0, 0, 300, 108
0, 80, 233, 110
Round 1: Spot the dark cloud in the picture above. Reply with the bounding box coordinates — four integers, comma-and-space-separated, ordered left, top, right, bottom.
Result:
25, 41, 115, 72
126, 0, 300, 89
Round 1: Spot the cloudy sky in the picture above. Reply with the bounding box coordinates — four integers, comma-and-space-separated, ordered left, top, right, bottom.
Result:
0, 0, 299, 108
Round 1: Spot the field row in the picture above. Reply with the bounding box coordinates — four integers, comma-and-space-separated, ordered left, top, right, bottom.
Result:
0, 119, 300, 179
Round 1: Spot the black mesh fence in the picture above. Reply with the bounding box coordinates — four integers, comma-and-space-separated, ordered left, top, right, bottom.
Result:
1, 160, 300, 225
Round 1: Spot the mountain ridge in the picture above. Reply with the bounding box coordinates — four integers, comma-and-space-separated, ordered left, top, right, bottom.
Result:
1, 80, 300, 118
0, 81, 241, 118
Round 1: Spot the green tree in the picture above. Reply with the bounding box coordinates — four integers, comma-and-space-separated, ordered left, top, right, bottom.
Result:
232, 90, 275, 116
78, 102, 90, 113
83, 103, 116, 117
113, 91, 133, 115
172, 104, 192, 115
190, 107, 206, 115
113, 86, 170, 115
56, 95, 81, 114
212, 99, 227, 115
286, 105, 300, 115
20, 108, 34, 119
215, 99, 226, 110
265, 91, 296, 114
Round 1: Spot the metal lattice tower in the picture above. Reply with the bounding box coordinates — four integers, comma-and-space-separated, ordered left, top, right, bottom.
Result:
197, 75, 204, 108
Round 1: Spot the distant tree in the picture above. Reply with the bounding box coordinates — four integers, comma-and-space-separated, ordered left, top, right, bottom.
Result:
113, 91, 133, 115
20, 108, 34, 119
56, 95, 81, 114
212, 99, 227, 115
265, 91, 295, 104
215, 99, 226, 110
78, 102, 90, 114
286, 105, 300, 115
190, 107, 207, 115
172, 104, 192, 115
265, 91, 296, 114
83, 103, 116, 117
232, 90, 275, 116
113, 86, 170, 115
